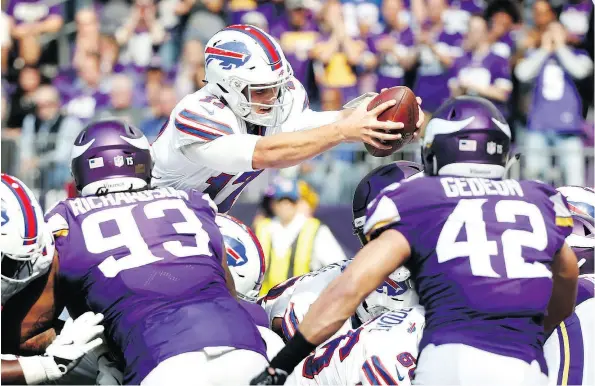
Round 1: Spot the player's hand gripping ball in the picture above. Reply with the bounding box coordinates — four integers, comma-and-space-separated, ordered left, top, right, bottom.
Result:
365, 86, 420, 157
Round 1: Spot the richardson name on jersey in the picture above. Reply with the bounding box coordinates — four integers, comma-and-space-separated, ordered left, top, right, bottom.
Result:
441, 177, 524, 198
69, 187, 189, 216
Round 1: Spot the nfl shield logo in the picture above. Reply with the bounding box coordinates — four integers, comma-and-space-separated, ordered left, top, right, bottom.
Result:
486, 141, 496, 155
114, 155, 124, 167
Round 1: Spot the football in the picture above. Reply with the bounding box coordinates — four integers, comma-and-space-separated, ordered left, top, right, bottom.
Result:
365, 86, 419, 157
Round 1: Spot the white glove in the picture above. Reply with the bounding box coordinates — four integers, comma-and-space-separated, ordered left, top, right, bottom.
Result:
19, 312, 105, 384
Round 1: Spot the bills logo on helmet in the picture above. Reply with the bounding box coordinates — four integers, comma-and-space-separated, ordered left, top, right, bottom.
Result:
378, 278, 408, 297
568, 201, 594, 218
205, 42, 252, 70
224, 235, 248, 267
1, 199, 8, 226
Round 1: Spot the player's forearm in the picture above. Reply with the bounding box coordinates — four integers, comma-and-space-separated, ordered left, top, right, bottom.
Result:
545, 244, 579, 333
252, 123, 343, 169
1, 359, 27, 384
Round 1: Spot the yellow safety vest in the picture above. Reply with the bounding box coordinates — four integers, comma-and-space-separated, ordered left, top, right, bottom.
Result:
257, 217, 321, 296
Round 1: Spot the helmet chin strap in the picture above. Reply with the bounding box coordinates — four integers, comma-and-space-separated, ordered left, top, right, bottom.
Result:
503, 153, 521, 178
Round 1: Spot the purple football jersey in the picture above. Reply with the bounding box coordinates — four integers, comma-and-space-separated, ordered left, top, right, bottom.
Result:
370, 27, 415, 89
527, 49, 587, 134
449, 51, 512, 116
364, 177, 573, 369
414, 26, 464, 113
46, 187, 266, 384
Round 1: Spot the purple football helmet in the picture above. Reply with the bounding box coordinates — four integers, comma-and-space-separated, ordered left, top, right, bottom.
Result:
352, 161, 424, 245
71, 120, 152, 196
422, 96, 511, 179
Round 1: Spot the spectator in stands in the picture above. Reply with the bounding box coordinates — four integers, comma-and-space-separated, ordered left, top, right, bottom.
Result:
257, 178, 346, 295
413, 0, 464, 121
140, 85, 178, 142
441, 0, 484, 35
98, 74, 144, 126
20, 85, 83, 190
115, 0, 166, 69
370, 0, 416, 90
6, 65, 41, 129
515, 0, 593, 186
73, 8, 100, 68
485, 0, 522, 60
270, 0, 319, 93
449, 15, 512, 117
174, 39, 205, 98
6, 0, 63, 66
178, 0, 226, 47
241, 11, 269, 33
311, 0, 369, 103
62, 53, 110, 122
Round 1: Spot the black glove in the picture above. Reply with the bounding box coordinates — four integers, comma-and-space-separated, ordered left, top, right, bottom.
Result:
250, 367, 289, 385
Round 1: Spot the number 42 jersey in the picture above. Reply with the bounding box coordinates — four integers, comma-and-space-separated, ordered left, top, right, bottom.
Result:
45, 187, 266, 384
364, 177, 574, 370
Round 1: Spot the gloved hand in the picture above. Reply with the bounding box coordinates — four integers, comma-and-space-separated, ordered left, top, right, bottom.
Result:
250, 367, 288, 385
19, 312, 105, 384
45, 312, 105, 377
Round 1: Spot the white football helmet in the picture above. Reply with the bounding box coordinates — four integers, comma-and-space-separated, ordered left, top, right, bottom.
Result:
557, 186, 595, 274
216, 214, 265, 302
355, 266, 419, 323
0, 174, 54, 305
204, 24, 294, 127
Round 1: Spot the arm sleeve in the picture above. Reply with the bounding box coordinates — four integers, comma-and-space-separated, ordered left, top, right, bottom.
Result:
311, 225, 347, 271
555, 46, 594, 80
514, 49, 550, 82
180, 134, 261, 174
290, 109, 343, 132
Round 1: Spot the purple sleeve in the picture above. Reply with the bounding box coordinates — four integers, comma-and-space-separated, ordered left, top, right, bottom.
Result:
491, 56, 512, 83
363, 181, 423, 248
44, 201, 73, 254
240, 300, 269, 328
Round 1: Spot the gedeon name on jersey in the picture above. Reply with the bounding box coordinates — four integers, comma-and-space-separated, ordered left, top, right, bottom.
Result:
440, 177, 524, 198
65, 187, 195, 217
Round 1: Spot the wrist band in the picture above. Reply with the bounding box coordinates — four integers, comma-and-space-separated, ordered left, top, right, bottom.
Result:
269, 330, 316, 373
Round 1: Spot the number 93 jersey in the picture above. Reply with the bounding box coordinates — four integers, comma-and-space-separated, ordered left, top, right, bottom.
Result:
364, 177, 573, 367
286, 307, 425, 386
44, 187, 266, 384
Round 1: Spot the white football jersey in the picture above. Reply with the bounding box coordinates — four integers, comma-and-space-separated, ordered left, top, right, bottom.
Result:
285, 307, 425, 386
281, 261, 352, 340
260, 261, 350, 328
151, 77, 338, 213
544, 275, 595, 386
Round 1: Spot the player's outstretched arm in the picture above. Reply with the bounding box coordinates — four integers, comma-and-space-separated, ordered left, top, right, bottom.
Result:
545, 243, 579, 333
1, 358, 27, 384
250, 229, 411, 385
251, 99, 404, 170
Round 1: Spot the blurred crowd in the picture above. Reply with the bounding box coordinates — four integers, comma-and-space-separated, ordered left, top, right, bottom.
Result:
1, 0, 594, 206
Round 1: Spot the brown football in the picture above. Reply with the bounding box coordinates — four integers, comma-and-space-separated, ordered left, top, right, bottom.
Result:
365, 86, 419, 157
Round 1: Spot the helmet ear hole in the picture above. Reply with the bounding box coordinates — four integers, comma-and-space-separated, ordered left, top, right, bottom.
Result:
448, 108, 457, 120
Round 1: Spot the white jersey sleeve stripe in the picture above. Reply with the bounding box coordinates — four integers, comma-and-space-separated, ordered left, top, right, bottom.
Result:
281, 302, 299, 340
175, 118, 221, 141
179, 109, 234, 135
371, 356, 399, 385
361, 360, 382, 384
